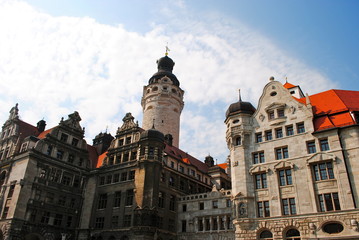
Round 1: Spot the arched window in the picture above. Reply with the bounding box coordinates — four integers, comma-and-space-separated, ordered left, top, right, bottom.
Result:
285, 229, 300, 240
259, 230, 273, 240
235, 136, 241, 146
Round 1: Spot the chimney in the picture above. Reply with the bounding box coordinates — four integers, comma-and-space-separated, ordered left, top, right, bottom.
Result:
37, 120, 46, 133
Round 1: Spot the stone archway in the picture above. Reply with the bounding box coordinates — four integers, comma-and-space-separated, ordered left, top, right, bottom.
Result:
24, 233, 45, 240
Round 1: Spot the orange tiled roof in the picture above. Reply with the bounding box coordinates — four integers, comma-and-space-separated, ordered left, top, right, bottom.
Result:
95, 151, 107, 168
217, 163, 228, 170
37, 128, 53, 139
165, 144, 209, 173
296, 89, 359, 131
283, 82, 297, 89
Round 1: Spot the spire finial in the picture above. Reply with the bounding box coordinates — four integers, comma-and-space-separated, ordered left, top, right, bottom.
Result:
285, 75, 288, 83
165, 43, 170, 56
238, 89, 242, 102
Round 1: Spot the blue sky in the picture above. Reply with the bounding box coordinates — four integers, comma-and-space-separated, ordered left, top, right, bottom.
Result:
0, 0, 358, 163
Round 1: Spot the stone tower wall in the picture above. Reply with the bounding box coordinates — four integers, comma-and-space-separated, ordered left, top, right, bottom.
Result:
141, 79, 184, 148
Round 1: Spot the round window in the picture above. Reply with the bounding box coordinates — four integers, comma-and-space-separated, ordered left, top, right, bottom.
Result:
270, 91, 277, 96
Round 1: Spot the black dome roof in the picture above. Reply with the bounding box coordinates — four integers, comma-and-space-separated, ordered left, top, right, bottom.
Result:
149, 56, 180, 87
140, 128, 165, 142
226, 101, 256, 118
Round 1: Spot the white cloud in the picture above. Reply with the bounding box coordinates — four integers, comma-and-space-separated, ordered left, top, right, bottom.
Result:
0, 0, 336, 162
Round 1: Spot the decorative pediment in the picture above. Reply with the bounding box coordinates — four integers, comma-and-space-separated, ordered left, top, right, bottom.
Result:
118, 113, 138, 132
265, 102, 286, 111
273, 161, 294, 171
59, 111, 84, 132
306, 152, 337, 165
249, 165, 269, 175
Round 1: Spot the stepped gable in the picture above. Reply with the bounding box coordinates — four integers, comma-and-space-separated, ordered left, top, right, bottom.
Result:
164, 143, 209, 173
296, 89, 359, 131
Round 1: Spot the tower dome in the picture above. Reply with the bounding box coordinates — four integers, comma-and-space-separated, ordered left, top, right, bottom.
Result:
149, 55, 180, 86
225, 101, 256, 118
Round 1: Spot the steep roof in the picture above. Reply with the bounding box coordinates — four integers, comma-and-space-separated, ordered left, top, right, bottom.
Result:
297, 89, 359, 131
37, 128, 53, 139
283, 82, 297, 89
217, 163, 228, 170
164, 143, 209, 173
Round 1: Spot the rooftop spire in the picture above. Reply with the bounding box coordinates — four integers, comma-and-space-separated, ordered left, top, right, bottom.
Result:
165, 43, 170, 56
238, 89, 242, 102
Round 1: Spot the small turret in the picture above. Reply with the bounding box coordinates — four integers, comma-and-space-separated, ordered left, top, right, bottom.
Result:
37, 120, 46, 133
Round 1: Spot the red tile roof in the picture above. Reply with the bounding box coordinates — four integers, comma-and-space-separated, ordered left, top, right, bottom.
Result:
217, 163, 228, 170
18, 120, 40, 138
295, 89, 359, 131
86, 145, 100, 168
37, 128, 53, 139
164, 143, 209, 173
283, 82, 297, 89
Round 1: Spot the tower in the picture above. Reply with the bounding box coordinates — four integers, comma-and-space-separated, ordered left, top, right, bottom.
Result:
141, 54, 184, 148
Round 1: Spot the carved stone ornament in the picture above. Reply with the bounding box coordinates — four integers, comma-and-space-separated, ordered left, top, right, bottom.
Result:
291, 105, 296, 114
259, 114, 265, 122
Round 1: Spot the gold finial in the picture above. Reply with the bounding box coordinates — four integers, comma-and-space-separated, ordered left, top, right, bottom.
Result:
165, 42, 170, 56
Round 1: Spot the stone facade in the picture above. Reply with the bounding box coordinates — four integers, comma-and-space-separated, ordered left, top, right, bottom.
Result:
177, 187, 235, 240
226, 78, 359, 239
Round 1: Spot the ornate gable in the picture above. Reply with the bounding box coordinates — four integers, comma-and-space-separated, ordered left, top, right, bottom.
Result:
59, 111, 84, 134
117, 113, 138, 133
249, 165, 269, 175
273, 161, 294, 171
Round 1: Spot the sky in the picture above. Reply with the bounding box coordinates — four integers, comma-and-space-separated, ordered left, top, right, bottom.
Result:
0, 0, 358, 163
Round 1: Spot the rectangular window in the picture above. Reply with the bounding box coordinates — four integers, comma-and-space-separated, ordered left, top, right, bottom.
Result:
279, 169, 292, 186
212, 200, 218, 209
286, 125, 294, 136
125, 137, 131, 144
199, 202, 204, 210
54, 214, 63, 226
1, 207, 9, 219
169, 176, 175, 187
297, 122, 305, 133
318, 193, 340, 212
99, 176, 105, 185
125, 189, 134, 206
198, 218, 204, 231
68, 154, 75, 163
265, 130, 272, 141
307, 141, 316, 154
313, 162, 334, 181
257, 201, 270, 217
40, 211, 50, 224
158, 192, 165, 208
112, 215, 119, 228
61, 173, 72, 186
73, 175, 80, 188
255, 173, 267, 189
226, 199, 232, 207
66, 216, 73, 228
106, 175, 112, 184
113, 191, 121, 208
169, 195, 175, 211
256, 133, 263, 143
282, 198, 296, 215
168, 219, 175, 232
277, 109, 285, 117
45, 192, 54, 203
253, 151, 265, 164
56, 150, 64, 160
275, 147, 288, 160
58, 195, 66, 206
179, 165, 184, 173
113, 173, 119, 183
7, 184, 15, 198
46, 145, 53, 156
181, 220, 187, 232
129, 170, 135, 180
97, 194, 107, 209
123, 215, 131, 227
275, 128, 283, 138
60, 133, 68, 142
268, 111, 275, 120
121, 172, 128, 181
95, 217, 105, 229
182, 204, 187, 212
320, 138, 330, 151
71, 138, 79, 147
